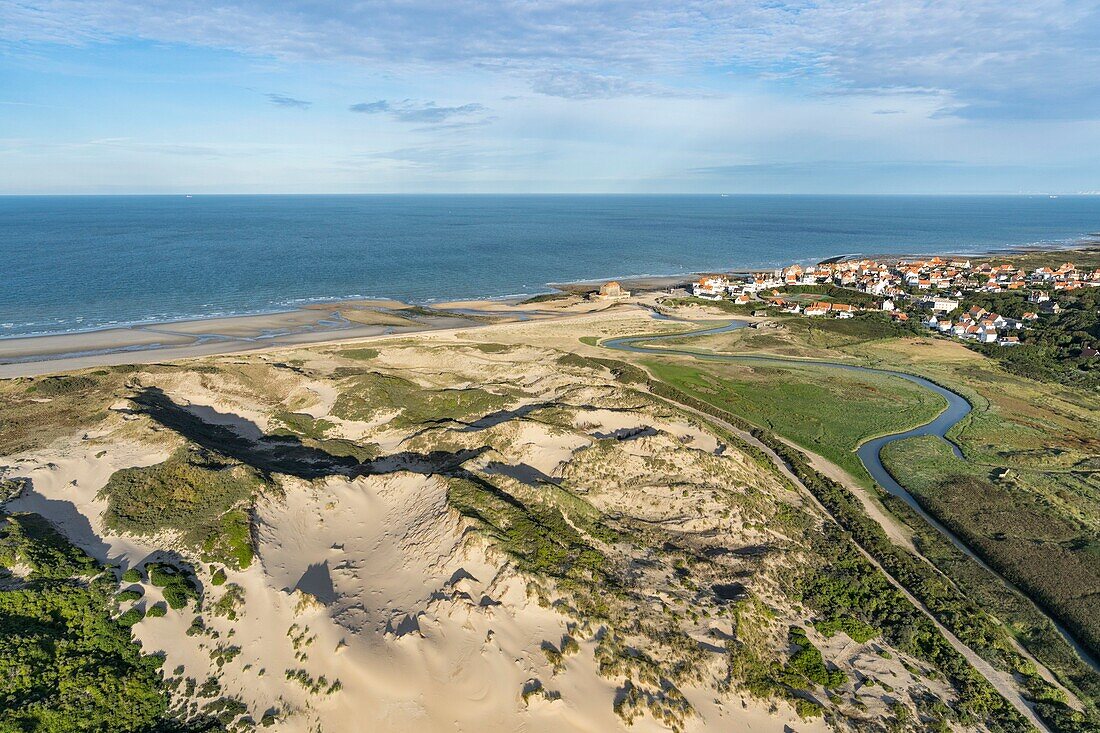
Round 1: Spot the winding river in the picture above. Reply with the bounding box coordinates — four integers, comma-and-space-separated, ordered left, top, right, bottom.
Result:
602, 318, 1099, 670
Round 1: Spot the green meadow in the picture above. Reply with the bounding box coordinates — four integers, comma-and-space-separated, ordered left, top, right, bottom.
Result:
644, 358, 946, 484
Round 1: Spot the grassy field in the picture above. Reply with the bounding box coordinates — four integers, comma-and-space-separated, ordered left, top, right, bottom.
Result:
968, 245, 1100, 273
634, 314, 1100, 701
882, 435, 1100, 662
644, 357, 946, 484
876, 488, 1100, 717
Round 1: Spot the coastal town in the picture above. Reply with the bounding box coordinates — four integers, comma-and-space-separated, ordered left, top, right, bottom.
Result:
684, 255, 1100, 349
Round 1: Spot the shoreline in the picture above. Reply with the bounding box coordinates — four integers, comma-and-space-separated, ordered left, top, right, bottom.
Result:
4, 236, 1096, 344
3, 240, 1097, 377
0, 296, 645, 379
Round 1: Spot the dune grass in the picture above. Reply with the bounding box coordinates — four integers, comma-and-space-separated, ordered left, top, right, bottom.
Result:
99, 446, 265, 569
332, 371, 511, 427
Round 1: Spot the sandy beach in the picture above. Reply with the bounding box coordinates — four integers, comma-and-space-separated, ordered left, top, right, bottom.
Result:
0, 291, 654, 378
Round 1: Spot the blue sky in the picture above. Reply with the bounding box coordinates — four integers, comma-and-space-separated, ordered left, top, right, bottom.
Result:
2, 1, 1099, 194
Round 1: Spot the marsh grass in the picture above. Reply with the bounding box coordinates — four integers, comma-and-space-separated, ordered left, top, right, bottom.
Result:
645, 359, 945, 484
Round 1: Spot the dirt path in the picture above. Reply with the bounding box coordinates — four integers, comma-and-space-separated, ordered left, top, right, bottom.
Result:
656, 393, 1052, 733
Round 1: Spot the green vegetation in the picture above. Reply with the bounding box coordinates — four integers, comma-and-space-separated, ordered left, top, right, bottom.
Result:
337, 347, 379, 360
284, 668, 341, 696
645, 358, 945, 484
447, 471, 717, 731
771, 284, 880, 308
447, 477, 613, 585
0, 511, 175, 732
146, 602, 168, 618
117, 588, 143, 603
781, 626, 846, 689
963, 289, 1100, 388
100, 445, 265, 569
725, 599, 834, 722
0, 512, 98, 579
814, 616, 877, 644
210, 567, 227, 586
643, 313, 1100, 717
781, 312, 920, 343
588, 354, 1093, 732
122, 567, 142, 583
212, 583, 245, 621
472, 342, 514, 353
146, 562, 200, 610
117, 606, 146, 626
0, 478, 27, 503
271, 410, 336, 440
332, 371, 511, 426
878, 489, 1100, 720
0, 369, 132, 455
883, 436, 1100, 663
662, 296, 757, 315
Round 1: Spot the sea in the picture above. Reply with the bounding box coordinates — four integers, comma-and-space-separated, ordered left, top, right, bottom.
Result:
2, 194, 1098, 339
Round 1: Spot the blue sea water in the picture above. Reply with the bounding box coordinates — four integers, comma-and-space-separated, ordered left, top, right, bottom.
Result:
2, 194, 1098, 339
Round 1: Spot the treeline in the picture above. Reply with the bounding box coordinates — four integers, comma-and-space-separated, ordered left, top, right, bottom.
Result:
0, 511, 229, 732
961, 287, 1100, 387
591, 355, 1100, 733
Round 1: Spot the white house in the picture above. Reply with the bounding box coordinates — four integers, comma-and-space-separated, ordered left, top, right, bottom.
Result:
693, 275, 730, 299
927, 297, 959, 313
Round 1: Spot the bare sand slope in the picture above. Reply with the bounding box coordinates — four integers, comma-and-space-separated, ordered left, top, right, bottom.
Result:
0, 311, 992, 732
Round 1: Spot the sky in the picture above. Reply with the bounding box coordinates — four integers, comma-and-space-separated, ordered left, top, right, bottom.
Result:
2, 1, 1099, 194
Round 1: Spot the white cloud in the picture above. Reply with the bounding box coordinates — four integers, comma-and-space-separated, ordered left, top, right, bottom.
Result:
3, 1, 1098, 118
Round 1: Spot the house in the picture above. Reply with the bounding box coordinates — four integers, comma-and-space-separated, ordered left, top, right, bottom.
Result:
881, 299, 895, 312
831, 303, 856, 319
1040, 301, 1061, 315
804, 302, 831, 316
734, 293, 752, 305
927, 297, 959, 313
594, 281, 631, 300
998, 335, 1021, 346
693, 275, 729, 299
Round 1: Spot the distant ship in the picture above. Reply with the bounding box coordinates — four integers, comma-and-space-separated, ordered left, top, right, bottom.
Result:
185, 194, 193, 199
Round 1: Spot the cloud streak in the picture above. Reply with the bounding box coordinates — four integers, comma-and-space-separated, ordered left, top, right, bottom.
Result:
266, 93, 310, 109
349, 99, 486, 123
